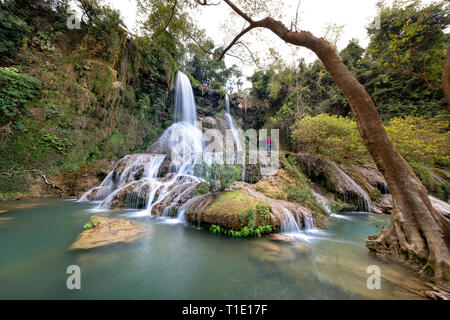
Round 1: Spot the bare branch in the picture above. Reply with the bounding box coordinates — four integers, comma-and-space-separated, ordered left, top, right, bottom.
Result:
218, 24, 256, 59
294, 0, 302, 32
163, 0, 178, 31
194, 0, 221, 6
235, 41, 261, 68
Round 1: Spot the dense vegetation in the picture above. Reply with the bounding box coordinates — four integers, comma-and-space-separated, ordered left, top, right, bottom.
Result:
0, 0, 448, 202
250, 1, 449, 200
0, 0, 238, 199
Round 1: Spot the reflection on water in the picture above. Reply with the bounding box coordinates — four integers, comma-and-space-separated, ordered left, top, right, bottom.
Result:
0, 199, 425, 299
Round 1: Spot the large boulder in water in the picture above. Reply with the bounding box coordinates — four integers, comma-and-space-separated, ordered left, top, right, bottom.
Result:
69, 216, 144, 250
184, 190, 279, 230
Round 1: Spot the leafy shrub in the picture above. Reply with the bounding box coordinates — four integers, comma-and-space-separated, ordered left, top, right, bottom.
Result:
43, 104, 60, 119
83, 216, 101, 230
195, 162, 242, 192
40, 133, 72, 153
194, 182, 209, 196
291, 114, 370, 164
0, 2, 29, 62
208, 200, 274, 238
409, 161, 449, 200
209, 224, 276, 238
385, 115, 449, 167
0, 67, 41, 120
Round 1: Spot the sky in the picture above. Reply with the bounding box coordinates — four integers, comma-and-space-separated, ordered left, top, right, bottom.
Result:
74, 0, 441, 88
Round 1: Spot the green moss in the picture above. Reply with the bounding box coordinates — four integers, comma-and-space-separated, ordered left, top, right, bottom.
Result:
205, 191, 260, 216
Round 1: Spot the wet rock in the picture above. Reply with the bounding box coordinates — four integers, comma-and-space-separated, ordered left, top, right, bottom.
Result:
151, 177, 198, 216
430, 196, 450, 219
199, 116, 217, 130
292, 242, 313, 255
109, 180, 152, 209
251, 240, 311, 263
0, 217, 14, 226
371, 194, 393, 215
355, 165, 389, 193
253, 169, 294, 199
267, 233, 293, 242
55, 159, 114, 198
69, 216, 144, 250
295, 153, 371, 212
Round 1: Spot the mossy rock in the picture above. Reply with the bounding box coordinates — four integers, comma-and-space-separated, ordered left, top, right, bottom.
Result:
205, 191, 261, 217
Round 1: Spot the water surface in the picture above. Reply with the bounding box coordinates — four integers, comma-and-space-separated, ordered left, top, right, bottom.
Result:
0, 199, 423, 299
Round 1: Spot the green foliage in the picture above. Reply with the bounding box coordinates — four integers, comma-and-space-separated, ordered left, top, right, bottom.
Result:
409, 161, 449, 200
0, 67, 41, 121
280, 154, 327, 214
255, 202, 270, 225
209, 223, 276, 238
185, 40, 242, 91
194, 182, 210, 196
83, 216, 101, 230
250, 2, 449, 131
0, 1, 29, 63
385, 115, 449, 167
78, 0, 126, 64
0, 0, 70, 63
291, 114, 370, 164
368, 215, 387, 234
40, 133, 72, 153
208, 199, 274, 238
368, 1, 448, 90
42, 103, 60, 119
195, 162, 242, 192
330, 199, 346, 212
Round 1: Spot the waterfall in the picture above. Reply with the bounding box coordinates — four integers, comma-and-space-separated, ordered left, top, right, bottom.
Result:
174, 72, 197, 125
312, 191, 331, 214
280, 206, 317, 241
224, 94, 245, 181
80, 71, 204, 221
327, 160, 371, 212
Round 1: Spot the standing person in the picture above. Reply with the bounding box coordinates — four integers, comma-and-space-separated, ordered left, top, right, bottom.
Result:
267, 136, 271, 152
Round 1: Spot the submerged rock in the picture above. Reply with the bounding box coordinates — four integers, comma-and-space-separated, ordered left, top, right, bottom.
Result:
251, 239, 312, 263
69, 216, 144, 250
267, 233, 293, 242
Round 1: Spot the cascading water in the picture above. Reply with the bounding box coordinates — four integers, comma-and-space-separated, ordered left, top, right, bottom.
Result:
280, 207, 318, 241
174, 72, 197, 125
224, 94, 245, 181
80, 71, 205, 222
326, 160, 371, 212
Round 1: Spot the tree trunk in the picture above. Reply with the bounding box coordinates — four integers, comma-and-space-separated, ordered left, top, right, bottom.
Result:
253, 18, 450, 283
442, 46, 450, 107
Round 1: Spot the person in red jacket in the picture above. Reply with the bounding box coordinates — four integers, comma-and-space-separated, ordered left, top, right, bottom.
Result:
267, 136, 271, 152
